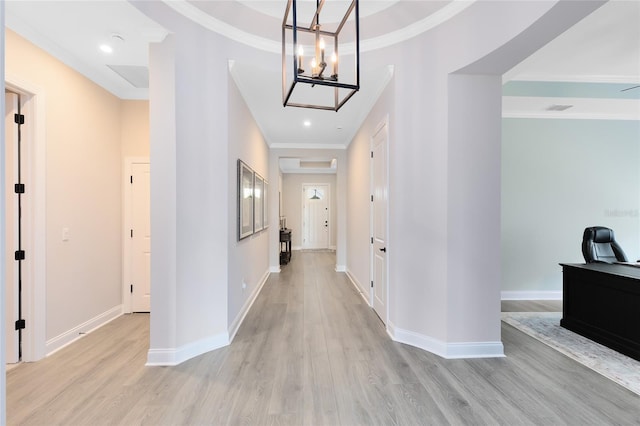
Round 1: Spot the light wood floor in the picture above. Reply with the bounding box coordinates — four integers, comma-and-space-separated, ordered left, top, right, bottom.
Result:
7, 251, 640, 425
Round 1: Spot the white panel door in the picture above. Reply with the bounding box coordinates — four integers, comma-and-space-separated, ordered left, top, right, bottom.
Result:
372, 121, 388, 323
131, 163, 151, 312
4, 92, 19, 363
302, 184, 329, 249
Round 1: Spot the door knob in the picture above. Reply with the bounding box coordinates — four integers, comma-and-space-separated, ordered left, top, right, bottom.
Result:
379, 247, 387, 252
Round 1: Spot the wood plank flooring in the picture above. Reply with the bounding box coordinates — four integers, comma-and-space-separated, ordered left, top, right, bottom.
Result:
6, 251, 640, 425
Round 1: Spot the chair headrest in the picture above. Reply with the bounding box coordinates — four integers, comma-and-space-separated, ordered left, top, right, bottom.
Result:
585, 226, 615, 243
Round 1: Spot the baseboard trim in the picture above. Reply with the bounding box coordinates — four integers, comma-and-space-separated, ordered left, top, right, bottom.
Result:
228, 269, 271, 342
270, 266, 281, 273
345, 268, 370, 305
335, 264, 346, 272
501, 290, 562, 300
46, 305, 123, 356
146, 269, 271, 367
389, 323, 505, 359
146, 332, 230, 366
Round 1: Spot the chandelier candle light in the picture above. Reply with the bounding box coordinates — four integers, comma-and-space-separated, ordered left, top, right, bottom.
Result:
282, 0, 360, 111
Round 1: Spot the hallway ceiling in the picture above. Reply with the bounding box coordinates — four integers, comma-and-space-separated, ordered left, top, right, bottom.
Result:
5, 1, 639, 149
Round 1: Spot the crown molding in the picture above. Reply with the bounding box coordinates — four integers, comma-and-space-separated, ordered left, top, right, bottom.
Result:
163, 0, 281, 53
270, 143, 347, 150
505, 74, 640, 85
360, 1, 474, 52
502, 111, 640, 121
162, 0, 474, 54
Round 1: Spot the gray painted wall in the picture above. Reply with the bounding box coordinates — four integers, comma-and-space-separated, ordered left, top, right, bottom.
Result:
502, 118, 640, 295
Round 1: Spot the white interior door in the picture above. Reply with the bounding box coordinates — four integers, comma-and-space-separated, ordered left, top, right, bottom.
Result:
372, 120, 389, 323
131, 162, 151, 312
302, 184, 329, 249
5, 92, 20, 363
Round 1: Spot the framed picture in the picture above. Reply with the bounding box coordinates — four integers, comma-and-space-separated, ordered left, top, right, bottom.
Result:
263, 180, 269, 229
254, 173, 264, 232
238, 160, 254, 240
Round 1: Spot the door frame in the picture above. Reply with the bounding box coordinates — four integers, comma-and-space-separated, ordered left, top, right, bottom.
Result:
5, 77, 47, 362
301, 183, 331, 250
370, 115, 390, 323
5, 90, 20, 363
122, 157, 150, 313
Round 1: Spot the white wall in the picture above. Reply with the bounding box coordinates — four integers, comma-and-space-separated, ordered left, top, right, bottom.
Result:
148, 35, 178, 357
346, 75, 394, 297
227, 75, 270, 335
5, 29, 123, 351
140, 0, 279, 363
281, 173, 337, 250
502, 118, 640, 298
148, 29, 233, 363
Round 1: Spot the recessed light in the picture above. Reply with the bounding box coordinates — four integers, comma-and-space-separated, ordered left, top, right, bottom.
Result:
303, 120, 311, 127
99, 44, 113, 54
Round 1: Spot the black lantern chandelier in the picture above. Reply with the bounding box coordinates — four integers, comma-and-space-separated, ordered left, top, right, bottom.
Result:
282, 0, 360, 111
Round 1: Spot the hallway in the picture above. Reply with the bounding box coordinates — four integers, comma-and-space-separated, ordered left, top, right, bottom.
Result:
7, 252, 640, 424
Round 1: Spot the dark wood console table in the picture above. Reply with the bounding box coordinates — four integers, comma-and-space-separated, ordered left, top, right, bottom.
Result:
560, 263, 640, 361
280, 229, 291, 265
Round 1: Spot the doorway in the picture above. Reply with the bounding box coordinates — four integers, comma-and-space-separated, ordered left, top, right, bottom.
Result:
371, 118, 389, 323
3, 80, 47, 362
302, 184, 330, 249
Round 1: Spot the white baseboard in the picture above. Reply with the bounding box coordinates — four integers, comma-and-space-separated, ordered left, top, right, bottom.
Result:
345, 268, 370, 304
146, 332, 229, 366
270, 266, 281, 273
335, 264, 346, 272
292, 245, 302, 251
228, 269, 271, 342
46, 305, 123, 356
501, 290, 562, 300
388, 322, 505, 359
146, 269, 271, 367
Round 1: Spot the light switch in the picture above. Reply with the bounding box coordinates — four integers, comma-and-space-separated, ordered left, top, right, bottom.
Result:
62, 227, 70, 241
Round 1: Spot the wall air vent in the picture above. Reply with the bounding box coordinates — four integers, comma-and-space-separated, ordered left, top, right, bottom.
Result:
545, 104, 573, 111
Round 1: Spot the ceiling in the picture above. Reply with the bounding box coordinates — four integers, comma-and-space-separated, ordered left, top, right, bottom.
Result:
5, 0, 640, 159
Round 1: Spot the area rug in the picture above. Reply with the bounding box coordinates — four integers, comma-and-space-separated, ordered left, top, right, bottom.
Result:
502, 312, 640, 396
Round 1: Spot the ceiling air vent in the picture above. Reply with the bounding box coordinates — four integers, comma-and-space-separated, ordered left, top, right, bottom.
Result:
107, 65, 149, 89
545, 104, 573, 112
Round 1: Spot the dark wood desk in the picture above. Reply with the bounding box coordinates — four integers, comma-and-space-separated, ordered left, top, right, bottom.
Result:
279, 229, 291, 265
560, 263, 640, 361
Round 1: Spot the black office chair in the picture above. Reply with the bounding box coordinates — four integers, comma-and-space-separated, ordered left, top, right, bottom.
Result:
582, 226, 628, 264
